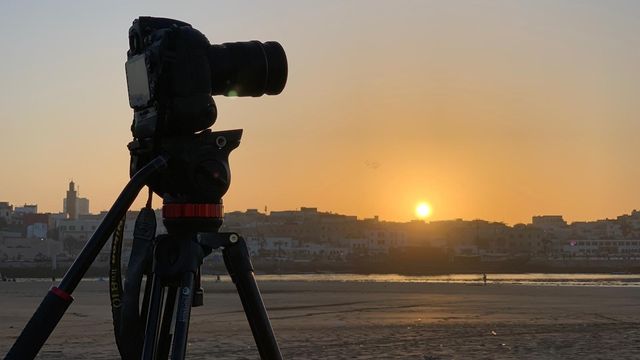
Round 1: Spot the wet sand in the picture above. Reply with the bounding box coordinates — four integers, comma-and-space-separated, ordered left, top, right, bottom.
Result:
1, 280, 639, 359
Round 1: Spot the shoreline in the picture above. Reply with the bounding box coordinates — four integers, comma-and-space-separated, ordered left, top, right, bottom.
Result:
4, 272, 640, 288
3, 262, 640, 278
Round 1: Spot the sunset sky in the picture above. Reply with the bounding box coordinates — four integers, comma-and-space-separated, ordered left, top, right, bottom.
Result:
1, 1, 640, 224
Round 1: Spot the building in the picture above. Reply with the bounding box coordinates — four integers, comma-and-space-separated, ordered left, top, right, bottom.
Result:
0, 202, 13, 223
14, 204, 37, 215
23, 213, 50, 239
63, 181, 90, 219
64, 181, 78, 219
532, 215, 567, 230
77, 198, 90, 216
561, 239, 640, 259
57, 210, 167, 259
364, 228, 407, 254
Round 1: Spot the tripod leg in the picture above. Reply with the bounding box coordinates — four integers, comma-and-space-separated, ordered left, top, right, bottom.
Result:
157, 286, 178, 360
5, 156, 167, 360
223, 237, 283, 360
142, 274, 166, 360
141, 273, 154, 330
170, 272, 195, 360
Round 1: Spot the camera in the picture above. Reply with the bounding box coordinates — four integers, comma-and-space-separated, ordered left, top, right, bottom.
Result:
125, 16, 288, 211
125, 16, 288, 138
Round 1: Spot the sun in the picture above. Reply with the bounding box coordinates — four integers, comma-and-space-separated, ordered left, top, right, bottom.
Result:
415, 202, 432, 219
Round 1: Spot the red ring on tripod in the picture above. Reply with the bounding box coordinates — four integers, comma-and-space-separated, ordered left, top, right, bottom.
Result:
162, 203, 224, 219
50, 287, 73, 303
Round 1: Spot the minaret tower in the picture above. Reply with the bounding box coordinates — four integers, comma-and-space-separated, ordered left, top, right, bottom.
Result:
66, 180, 78, 220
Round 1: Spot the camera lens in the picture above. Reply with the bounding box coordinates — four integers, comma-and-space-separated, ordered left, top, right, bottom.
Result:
208, 41, 288, 97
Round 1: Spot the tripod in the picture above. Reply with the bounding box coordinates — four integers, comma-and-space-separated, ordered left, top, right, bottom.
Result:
137, 211, 281, 359
4, 156, 283, 360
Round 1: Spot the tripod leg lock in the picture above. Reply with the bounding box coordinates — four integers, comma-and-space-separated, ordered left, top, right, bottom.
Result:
196, 232, 240, 250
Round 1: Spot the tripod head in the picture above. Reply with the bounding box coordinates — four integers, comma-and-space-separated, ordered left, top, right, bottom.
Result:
124, 16, 288, 230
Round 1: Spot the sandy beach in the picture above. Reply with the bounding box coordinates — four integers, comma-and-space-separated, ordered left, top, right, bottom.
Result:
1, 279, 639, 359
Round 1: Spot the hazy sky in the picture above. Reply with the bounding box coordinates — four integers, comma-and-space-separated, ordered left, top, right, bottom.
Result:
1, 1, 640, 224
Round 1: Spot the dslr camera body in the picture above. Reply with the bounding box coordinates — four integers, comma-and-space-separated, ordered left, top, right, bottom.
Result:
124, 17, 287, 219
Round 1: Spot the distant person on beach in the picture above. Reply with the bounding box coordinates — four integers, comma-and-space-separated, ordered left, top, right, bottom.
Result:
482, 273, 487, 285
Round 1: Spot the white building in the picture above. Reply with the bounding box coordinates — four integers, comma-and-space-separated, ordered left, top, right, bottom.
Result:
561, 239, 640, 258
14, 204, 37, 215
26, 223, 48, 239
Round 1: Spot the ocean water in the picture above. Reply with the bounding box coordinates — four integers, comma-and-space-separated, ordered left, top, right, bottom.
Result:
12, 273, 640, 287
239, 273, 640, 287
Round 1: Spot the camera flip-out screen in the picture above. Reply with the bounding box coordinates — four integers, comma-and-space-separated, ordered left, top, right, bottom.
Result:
125, 54, 151, 108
